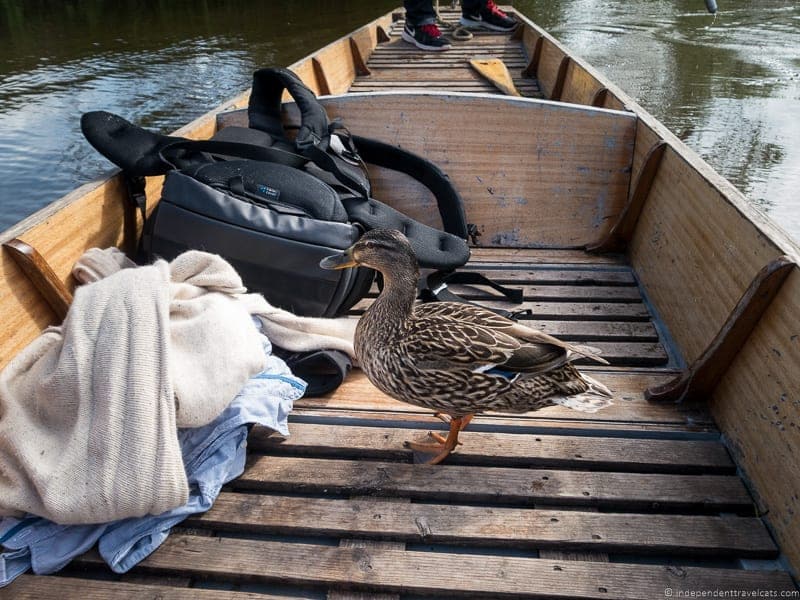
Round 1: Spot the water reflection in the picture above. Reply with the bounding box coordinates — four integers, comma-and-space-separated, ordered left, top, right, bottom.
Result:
516, 0, 800, 241
0, 0, 798, 242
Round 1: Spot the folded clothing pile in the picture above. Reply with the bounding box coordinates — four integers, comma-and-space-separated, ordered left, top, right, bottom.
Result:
0, 333, 305, 583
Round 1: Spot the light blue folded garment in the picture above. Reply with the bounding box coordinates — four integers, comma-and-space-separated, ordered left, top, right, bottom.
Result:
0, 334, 305, 585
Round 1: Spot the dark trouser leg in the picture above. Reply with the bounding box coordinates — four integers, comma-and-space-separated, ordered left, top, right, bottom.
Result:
404, 0, 438, 26
461, 0, 486, 17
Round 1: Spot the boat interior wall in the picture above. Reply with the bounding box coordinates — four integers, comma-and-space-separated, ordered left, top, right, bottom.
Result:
216, 94, 637, 249
0, 177, 128, 370
711, 267, 800, 572
628, 143, 788, 367
622, 117, 800, 572
519, 23, 625, 111
289, 16, 392, 98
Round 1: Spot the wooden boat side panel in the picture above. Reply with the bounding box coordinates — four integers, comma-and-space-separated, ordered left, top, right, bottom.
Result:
535, 37, 565, 100
285, 15, 393, 97
710, 267, 800, 571
628, 144, 783, 365
304, 93, 636, 248
0, 176, 128, 368
560, 59, 604, 107
630, 118, 663, 200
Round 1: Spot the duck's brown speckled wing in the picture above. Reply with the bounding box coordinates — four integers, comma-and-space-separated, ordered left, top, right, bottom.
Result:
400, 306, 569, 375
415, 301, 608, 364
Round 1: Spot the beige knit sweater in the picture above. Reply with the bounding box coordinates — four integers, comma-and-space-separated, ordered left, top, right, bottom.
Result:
0, 251, 267, 524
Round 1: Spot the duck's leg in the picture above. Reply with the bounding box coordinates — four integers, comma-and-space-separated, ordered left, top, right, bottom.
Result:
433, 413, 474, 431
404, 415, 469, 464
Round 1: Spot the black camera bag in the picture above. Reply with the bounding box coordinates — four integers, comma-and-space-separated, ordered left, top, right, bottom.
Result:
81, 68, 472, 317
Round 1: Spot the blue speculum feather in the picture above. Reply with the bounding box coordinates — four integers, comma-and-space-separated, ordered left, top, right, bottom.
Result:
485, 367, 518, 380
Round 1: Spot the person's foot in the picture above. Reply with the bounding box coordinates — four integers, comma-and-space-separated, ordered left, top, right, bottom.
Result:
460, 1, 518, 32
402, 22, 452, 51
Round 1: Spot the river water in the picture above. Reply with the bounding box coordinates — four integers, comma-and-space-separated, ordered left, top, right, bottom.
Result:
1, 0, 798, 242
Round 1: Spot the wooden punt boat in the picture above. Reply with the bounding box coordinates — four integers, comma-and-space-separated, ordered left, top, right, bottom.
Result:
2, 6, 799, 599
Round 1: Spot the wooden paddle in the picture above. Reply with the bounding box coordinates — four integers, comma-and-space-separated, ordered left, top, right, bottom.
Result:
469, 57, 521, 96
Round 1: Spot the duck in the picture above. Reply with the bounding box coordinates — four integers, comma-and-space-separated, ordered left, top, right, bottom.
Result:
320, 228, 613, 464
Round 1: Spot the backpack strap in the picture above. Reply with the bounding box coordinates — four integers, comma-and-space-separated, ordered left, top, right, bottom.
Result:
421, 271, 527, 319
273, 348, 352, 397
81, 111, 185, 176
248, 68, 372, 199
158, 139, 307, 170
249, 67, 331, 151
352, 135, 469, 240
341, 197, 470, 271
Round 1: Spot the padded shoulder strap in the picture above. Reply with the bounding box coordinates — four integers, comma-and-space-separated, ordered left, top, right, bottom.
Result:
352, 135, 469, 239
81, 111, 185, 176
341, 197, 470, 271
248, 68, 330, 151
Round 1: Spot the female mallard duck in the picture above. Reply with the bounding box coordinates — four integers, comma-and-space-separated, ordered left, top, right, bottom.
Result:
321, 229, 613, 464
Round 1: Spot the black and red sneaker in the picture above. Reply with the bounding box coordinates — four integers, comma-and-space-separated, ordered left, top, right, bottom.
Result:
460, 1, 517, 32
402, 22, 452, 51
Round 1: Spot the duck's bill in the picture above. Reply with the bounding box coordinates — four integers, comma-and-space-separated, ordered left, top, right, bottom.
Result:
320, 249, 357, 270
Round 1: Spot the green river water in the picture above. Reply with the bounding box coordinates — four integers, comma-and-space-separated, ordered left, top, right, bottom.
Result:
1, 0, 798, 241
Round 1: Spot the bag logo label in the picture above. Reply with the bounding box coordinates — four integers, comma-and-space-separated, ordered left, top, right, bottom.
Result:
257, 183, 281, 202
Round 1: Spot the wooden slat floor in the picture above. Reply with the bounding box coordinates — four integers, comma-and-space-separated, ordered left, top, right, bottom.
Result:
350, 10, 541, 97
6, 249, 797, 598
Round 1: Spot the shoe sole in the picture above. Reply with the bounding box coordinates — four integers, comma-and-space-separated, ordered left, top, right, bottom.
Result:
459, 16, 516, 32
401, 29, 452, 51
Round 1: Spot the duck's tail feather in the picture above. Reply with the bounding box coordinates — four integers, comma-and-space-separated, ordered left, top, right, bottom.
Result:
550, 373, 614, 413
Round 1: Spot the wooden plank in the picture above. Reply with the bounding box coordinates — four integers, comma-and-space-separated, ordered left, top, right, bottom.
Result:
331, 541, 402, 600
443, 283, 644, 302
522, 31, 544, 76
250, 423, 734, 473
328, 497, 408, 600
237, 456, 753, 511
536, 38, 566, 99
539, 514, 610, 563
458, 266, 637, 285
190, 493, 775, 558
550, 56, 570, 101
410, 299, 652, 321
2, 575, 307, 599
467, 247, 627, 264
647, 256, 794, 402
3, 238, 72, 320
312, 57, 333, 96
294, 370, 713, 426
349, 37, 371, 76
560, 61, 605, 107
368, 52, 527, 60
522, 320, 659, 342
354, 67, 506, 83
75, 534, 797, 599
312, 94, 635, 248
291, 407, 715, 435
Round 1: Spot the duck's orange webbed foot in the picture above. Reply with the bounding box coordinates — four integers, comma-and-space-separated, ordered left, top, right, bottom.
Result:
403, 414, 473, 464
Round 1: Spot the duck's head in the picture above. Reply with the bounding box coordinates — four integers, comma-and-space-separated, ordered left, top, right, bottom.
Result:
320, 228, 418, 274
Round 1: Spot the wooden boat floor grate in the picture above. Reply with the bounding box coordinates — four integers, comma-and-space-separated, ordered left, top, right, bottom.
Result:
8, 249, 796, 599
9, 417, 795, 599
351, 11, 542, 97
